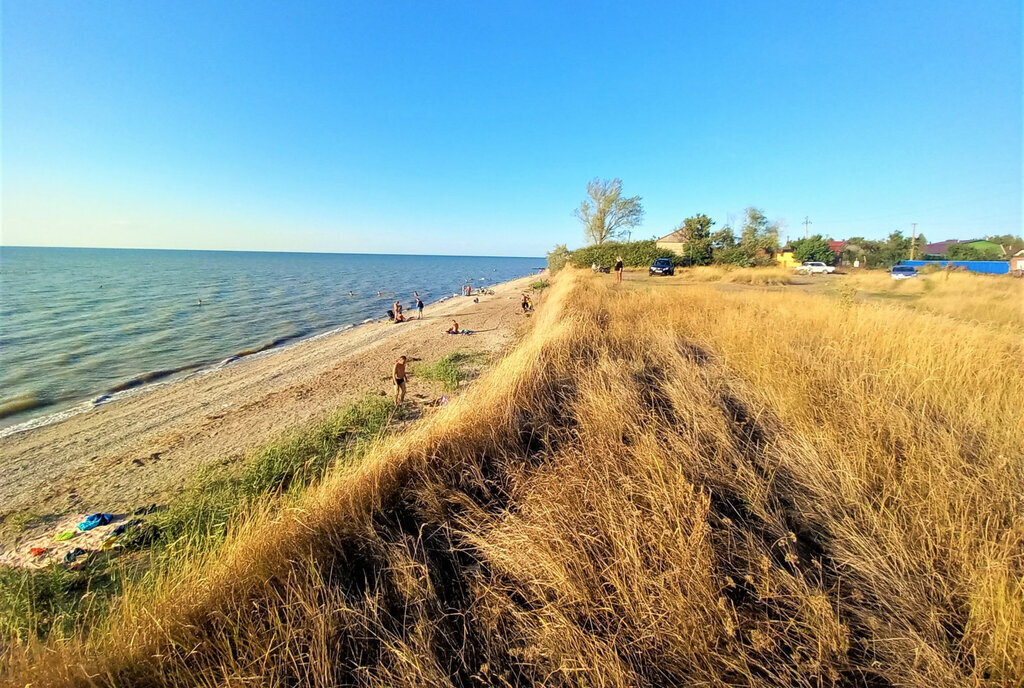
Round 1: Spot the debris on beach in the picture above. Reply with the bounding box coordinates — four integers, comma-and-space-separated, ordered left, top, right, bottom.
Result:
63, 547, 87, 564
77, 513, 114, 531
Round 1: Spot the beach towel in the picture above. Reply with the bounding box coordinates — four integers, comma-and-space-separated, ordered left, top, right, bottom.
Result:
78, 513, 113, 531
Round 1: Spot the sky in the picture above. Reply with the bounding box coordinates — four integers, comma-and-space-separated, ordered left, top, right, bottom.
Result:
2, 1, 1021, 256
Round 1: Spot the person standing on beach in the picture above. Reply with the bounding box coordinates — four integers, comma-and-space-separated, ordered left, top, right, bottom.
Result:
415, 295, 424, 319
393, 356, 407, 404
615, 256, 624, 283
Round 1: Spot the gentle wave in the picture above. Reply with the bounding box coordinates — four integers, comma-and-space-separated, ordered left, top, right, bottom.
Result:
0, 248, 541, 431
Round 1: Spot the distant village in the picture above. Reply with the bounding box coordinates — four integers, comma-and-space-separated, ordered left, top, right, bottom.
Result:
654, 230, 1024, 275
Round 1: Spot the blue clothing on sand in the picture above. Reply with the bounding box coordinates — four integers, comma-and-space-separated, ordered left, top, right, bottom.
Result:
78, 513, 114, 531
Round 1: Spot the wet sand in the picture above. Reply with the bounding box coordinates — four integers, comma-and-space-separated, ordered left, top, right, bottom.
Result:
0, 275, 539, 557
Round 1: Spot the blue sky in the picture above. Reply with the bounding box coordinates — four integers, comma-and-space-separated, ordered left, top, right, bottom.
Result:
3, 1, 1021, 256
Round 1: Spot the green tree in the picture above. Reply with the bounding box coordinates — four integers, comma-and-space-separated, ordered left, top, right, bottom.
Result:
878, 231, 911, 267
987, 234, 1024, 255
675, 213, 714, 265
710, 225, 735, 249
546, 244, 570, 274
791, 235, 835, 264
738, 207, 780, 266
945, 243, 1004, 261
573, 178, 644, 245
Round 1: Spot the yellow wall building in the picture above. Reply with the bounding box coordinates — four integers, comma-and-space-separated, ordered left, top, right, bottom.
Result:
655, 229, 688, 255
775, 249, 799, 268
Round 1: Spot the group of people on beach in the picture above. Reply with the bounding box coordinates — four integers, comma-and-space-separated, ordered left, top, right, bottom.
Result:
388, 278, 546, 405
387, 292, 425, 323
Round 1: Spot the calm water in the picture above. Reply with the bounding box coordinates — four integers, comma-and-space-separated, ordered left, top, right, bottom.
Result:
0, 247, 542, 430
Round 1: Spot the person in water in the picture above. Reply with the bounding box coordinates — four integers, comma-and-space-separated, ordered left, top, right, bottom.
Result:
614, 256, 624, 283
392, 356, 407, 404
447, 320, 460, 334
415, 296, 424, 319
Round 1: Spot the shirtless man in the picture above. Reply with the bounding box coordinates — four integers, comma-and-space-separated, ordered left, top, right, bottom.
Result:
392, 356, 407, 404
447, 320, 459, 334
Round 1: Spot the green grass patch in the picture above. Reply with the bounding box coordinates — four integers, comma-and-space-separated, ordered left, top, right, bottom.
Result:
3, 511, 42, 533
0, 394, 401, 647
415, 351, 486, 391
531, 280, 549, 291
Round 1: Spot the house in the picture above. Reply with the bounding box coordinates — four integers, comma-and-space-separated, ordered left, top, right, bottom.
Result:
655, 229, 689, 255
828, 240, 847, 265
921, 239, 961, 257
775, 246, 799, 268
921, 239, 1006, 258
1011, 249, 1024, 275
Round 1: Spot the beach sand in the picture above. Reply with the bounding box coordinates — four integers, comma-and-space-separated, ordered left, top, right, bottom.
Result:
0, 275, 540, 561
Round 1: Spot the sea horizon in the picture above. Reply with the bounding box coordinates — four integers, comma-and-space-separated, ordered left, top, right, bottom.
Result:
0, 244, 545, 261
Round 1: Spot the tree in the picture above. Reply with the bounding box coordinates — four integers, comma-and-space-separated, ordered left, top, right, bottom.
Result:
988, 234, 1024, 255
791, 235, 835, 264
738, 207, 780, 266
710, 225, 736, 249
546, 244, 570, 274
878, 231, 911, 267
574, 178, 644, 245
675, 213, 714, 265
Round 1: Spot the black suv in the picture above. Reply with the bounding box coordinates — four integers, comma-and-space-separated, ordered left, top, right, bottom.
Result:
649, 257, 675, 276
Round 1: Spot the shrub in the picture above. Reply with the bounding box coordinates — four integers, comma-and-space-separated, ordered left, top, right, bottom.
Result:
546, 244, 570, 275
568, 240, 685, 269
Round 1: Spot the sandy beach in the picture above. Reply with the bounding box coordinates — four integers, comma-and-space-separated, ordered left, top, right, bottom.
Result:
0, 275, 540, 558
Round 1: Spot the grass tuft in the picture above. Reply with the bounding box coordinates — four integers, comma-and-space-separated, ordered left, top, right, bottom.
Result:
414, 351, 486, 391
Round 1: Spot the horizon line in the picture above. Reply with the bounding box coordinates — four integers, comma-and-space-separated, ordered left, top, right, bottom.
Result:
0, 244, 546, 260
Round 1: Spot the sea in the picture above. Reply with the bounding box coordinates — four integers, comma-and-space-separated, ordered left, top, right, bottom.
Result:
0, 247, 543, 433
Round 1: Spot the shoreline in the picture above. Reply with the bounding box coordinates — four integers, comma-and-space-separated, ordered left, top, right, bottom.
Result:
0, 273, 541, 555
0, 280, 527, 439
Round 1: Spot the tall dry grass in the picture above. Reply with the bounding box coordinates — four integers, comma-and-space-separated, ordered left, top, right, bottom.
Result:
843, 269, 1024, 330
676, 265, 796, 285
4, 270, 1022, 687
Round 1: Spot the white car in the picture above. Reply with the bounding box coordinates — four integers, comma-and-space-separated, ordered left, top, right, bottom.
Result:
890, 265, 918, 280
795, 261, 835, 275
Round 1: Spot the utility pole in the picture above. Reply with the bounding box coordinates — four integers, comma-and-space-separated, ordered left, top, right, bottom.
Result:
910, 223, 917, 260
803, 216, 812, 239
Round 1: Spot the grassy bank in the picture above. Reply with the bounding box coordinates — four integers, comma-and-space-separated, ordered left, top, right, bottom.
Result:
4, 271, 1022, 687
0, 395, 402, 649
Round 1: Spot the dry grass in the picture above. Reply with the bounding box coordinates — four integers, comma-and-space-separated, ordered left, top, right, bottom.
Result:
842, 269, 1024, 330
3, 269, 1022, 687
674, 265, 795, 285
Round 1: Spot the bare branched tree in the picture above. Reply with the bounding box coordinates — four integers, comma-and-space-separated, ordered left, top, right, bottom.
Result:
573, 178, 644, 244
